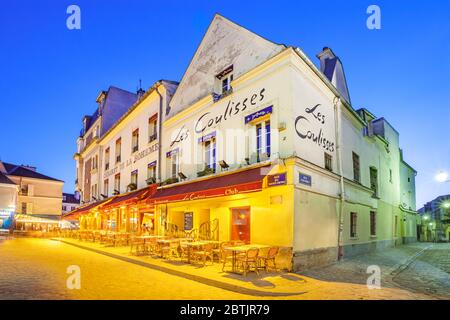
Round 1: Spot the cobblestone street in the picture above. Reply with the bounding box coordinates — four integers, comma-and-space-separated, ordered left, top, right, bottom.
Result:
0, 237, 445, 300
303, 242, 450, 300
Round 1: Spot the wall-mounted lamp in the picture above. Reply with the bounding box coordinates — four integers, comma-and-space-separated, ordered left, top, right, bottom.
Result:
219, 160, 229, 170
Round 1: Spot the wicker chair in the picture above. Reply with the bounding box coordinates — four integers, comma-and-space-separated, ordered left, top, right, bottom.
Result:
257, 247, 279, 272
236, 248, 260, 276
191, 243, 214, 266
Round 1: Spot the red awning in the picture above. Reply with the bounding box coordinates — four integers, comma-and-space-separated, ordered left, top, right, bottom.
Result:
147, 165, 269, 204
62, 198, 110, 220
103, 185, 157, 210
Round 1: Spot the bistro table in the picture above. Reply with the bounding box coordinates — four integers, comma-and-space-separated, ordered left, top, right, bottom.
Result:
181, 240, 221, 263
157, 238, 182, 257
223, 244, 270, 274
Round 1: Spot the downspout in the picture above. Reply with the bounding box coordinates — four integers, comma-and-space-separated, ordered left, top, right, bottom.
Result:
334, 96, 345, 260
155, 83, 163, 184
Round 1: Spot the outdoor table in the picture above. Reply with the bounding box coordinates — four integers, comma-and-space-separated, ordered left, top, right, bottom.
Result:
223, 244, 270, 274
157, 238, 180, 257
181, 241, 209, 263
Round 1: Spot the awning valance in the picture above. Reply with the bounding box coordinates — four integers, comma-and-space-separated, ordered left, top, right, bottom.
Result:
62, 198, 111, 220
147, 165, 269, 205
103, 185, 156, 210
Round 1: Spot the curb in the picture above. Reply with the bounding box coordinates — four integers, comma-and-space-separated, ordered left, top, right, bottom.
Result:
52, 238, 307, 297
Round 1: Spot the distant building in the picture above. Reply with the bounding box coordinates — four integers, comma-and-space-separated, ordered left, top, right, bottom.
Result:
74, 86, 142, 204
0, 164, 17, 230
62, 192, 80, 214
0, 160, 64, 224
418, 195, 450, 242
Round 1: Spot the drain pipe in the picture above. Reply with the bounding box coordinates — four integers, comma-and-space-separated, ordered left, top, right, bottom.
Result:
155, 83, 163, 184
334, 96, 345, 260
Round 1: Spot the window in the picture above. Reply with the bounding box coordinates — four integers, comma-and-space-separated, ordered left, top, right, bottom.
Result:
147, 163, 156, 182
114, 173, 120, 193
92, 155, 98, 170
132, 129, 139, 153
103, 179, 109, 197
115, 138, 121, 163
324, 153, 333, 172
130, 170, 138, 186
394, 216, 398, 237
255, 120, 271, 162
370, 167, 378, 196
21, 202, 27, 214
352, 152, 360, 183
221, 74, 233, 94
389, 169, 393, 183
105, 148, 110, 170
204, 139, 216, 172
20, 184, 28, 195
170, 152, 179, 179
91, 184, 97, 199
63, 205, 67, 211
408, 177, 411, 182
215, 65, 233, 96
370, 211, 377, 236
148, 115, 158, 143
350, 212, 358, 238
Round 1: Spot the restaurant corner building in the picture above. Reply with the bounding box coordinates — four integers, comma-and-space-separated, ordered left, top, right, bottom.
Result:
67, 14, 418, 271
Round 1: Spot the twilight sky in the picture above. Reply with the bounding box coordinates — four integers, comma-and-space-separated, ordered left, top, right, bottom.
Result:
0, 0, 449, 207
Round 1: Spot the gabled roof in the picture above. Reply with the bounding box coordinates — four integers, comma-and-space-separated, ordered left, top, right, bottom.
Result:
63, 193, 80, 204
2, 162, 63, 182
169, 14, 285, 116
0, 171, 15, 185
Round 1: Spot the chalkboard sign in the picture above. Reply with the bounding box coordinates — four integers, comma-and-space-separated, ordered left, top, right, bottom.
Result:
184, 212, 193, 231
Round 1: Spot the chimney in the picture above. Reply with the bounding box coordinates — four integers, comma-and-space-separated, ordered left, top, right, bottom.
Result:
316, 47, 351, 104
22, 165, 37, 172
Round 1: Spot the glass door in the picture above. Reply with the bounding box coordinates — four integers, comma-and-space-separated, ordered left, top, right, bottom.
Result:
231, 207, 250, 243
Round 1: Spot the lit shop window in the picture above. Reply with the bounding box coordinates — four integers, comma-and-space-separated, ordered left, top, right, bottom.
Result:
255, 120, 271, 162
115, 138, 122, 163
132, 129, 139, 153
103, 178, 109, 197
148, 115, 158, 143
104, 147, 110, 170
114, 173, 121, 194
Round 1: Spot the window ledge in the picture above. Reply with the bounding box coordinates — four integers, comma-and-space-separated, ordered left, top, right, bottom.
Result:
370, 235, 377, 239
350, 237, 359, 240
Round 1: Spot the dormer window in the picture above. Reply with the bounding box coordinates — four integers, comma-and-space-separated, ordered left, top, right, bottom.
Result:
221, 74, 233, 94
215, 65, 234, 96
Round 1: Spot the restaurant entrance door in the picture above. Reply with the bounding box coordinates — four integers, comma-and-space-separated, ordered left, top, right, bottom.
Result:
231, 207, 250, 243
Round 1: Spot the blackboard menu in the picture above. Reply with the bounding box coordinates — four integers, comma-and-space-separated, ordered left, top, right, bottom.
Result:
184, 212, 193, 231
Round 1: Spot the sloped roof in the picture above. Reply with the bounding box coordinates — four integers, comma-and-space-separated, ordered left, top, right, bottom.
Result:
0, 172, 15, 185
168, 14, 285, 116
2, 162, 63, 182
63, 193, 80, 204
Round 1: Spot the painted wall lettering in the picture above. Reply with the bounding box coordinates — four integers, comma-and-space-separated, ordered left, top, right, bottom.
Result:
295, 104, 335, 152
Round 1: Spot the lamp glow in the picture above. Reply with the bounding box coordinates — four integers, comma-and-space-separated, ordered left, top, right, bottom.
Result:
435, 171, 449, 183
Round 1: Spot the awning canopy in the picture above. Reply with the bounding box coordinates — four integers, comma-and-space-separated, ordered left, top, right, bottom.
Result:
62, 198, 110, 220
147, 165, 269, 204
103, 185, 157, 210
15, 214, 65, 225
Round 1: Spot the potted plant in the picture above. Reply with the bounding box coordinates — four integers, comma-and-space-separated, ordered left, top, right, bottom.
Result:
126, 183, 137, 191
146, 177, 156, 185
197, 165, 215, 177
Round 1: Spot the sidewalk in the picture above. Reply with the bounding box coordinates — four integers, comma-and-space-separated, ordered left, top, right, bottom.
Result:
53, 237, 432, 300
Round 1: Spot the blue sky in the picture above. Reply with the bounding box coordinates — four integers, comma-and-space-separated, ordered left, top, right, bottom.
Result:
0, 0, 449, 207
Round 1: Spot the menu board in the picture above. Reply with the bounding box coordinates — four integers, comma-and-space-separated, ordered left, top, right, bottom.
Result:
184, 212, 193, 231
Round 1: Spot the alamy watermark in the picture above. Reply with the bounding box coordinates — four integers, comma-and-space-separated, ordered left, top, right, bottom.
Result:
66, 5, 81, 30
367, 5, 381, 30
66, 265, 81, 289
366, 265, 381, 289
